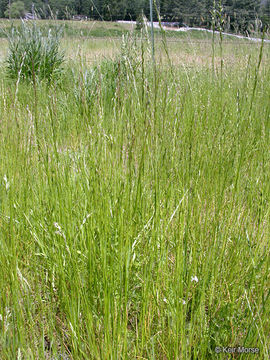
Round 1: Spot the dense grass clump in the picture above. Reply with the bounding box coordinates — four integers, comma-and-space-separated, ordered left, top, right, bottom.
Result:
6, 21, 64, 81
75, 59, 124, 114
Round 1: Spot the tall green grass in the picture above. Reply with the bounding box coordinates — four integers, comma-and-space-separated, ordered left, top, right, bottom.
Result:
0, 26, 269, 359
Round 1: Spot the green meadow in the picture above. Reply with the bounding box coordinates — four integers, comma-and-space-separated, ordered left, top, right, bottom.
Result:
0, 20, 269, 359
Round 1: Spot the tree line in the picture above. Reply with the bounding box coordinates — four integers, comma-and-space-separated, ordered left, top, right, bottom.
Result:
0, 0, 269, 32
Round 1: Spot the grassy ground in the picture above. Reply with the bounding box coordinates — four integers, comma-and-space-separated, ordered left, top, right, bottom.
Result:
1, 18, 268, 40
0, 20, 270, 359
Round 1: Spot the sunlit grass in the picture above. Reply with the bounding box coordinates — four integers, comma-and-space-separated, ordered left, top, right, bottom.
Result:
0, 21, 269, 360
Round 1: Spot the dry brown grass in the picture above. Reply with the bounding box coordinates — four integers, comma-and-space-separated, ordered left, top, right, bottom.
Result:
62, 38, 121, 65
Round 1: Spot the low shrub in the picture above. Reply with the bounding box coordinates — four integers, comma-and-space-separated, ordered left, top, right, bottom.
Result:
6, 21, 64, 81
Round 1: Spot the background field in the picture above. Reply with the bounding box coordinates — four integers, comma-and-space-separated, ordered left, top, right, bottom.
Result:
0, 20, 270, 360
0, 19, 269, 66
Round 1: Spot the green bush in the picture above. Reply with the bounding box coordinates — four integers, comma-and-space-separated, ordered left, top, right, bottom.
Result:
4, 1, 25, 19
6, 21, 64, 81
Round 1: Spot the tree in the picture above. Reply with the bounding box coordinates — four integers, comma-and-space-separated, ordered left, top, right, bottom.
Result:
0, 0, 9, 18
260, 0, 270, 28
4, 1, 25, 18
223, 0, 260, 32
101, 0, 127, 20
47, 0, 76, 19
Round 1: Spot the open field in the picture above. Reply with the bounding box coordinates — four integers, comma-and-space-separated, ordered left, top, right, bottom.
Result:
0, 20, 270, 359
0, 19, 269, 67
